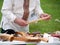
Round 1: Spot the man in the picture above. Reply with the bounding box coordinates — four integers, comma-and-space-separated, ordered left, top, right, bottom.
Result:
1, 0, 50, 34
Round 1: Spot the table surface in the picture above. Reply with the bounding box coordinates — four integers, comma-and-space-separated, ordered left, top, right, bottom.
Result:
0, 41, 60, 45
0, 33, 60, 45
0, 41, 37, 44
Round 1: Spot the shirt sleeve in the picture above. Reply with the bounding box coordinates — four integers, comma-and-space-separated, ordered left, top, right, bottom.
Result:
35, 0, 44, 16
1, 0, 16, 22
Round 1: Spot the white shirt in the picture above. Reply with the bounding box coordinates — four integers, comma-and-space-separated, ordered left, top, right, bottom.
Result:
1, 0, 44, 32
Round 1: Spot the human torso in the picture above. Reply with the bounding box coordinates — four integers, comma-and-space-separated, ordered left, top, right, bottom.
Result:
1, 0, 38, 32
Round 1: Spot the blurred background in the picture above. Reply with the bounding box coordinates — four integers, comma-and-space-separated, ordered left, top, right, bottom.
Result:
0, 0, 60, 33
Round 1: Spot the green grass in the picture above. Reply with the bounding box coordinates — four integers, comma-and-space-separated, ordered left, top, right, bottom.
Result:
0, 0, 3, 21
0, 0, 3, 32
29, 0, 60, 33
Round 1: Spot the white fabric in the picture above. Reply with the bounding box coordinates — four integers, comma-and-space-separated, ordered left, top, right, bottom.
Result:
1, 0, 44, 32
37, 33, 60, 45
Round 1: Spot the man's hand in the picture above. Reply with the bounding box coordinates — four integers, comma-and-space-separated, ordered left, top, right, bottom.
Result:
14, 18, 28, 26
40, 13, 51, 20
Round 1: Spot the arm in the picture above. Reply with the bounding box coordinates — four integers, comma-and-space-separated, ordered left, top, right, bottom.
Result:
35, 0, 44, 16
35, 0, 51, 20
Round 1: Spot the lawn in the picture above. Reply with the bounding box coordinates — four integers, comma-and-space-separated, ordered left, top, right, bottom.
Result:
0, 0, 60, 34
30, 0, 60, 33
0, 0, 2, 21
